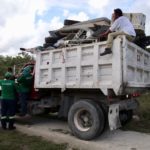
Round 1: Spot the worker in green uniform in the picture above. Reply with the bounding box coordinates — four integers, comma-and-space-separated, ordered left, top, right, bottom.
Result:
0, 72, 17, 130
5, 67, 15, 80
17, 65, 33, 116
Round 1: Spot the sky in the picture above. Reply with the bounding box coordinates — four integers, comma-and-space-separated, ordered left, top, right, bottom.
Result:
0, 0, 150, 56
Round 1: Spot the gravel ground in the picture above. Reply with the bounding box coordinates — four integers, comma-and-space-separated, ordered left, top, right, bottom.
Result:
15, 116, 150, 150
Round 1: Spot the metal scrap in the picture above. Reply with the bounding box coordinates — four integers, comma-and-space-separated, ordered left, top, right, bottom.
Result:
43, 17, 111, 49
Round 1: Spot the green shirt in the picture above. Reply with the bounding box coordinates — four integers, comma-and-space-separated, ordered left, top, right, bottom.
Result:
17, 73, 33, 93
0, 80, 16, 100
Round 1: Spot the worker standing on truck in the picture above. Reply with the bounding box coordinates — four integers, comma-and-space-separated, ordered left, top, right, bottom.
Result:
0, 73, 17, 130
17, 65, 33, 117
100, 8, 136, 56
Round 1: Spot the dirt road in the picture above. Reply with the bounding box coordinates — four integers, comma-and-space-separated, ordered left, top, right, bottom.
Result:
16, 116, 150, 150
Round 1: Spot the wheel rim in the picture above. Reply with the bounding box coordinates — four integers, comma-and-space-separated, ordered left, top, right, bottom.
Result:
74, 108, 93, 132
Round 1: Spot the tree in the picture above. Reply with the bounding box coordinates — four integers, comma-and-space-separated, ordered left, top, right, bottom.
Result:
0, 53, 34, 79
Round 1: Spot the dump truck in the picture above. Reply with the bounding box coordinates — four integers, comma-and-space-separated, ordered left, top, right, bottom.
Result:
20, 13, 150, 140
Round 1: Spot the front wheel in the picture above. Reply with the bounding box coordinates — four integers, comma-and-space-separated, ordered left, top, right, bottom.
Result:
68, 100, 104, 140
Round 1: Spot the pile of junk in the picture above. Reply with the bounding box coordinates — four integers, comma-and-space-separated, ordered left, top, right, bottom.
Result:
43, 17, 110, 49
21, 13, 150, 52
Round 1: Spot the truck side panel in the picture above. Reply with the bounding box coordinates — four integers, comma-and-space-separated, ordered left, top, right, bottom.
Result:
123, 37, 150, 88
34, 36, 150, 95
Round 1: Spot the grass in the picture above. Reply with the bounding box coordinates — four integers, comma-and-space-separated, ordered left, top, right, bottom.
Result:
122, 92, 150, 133
0, 129, 67, 150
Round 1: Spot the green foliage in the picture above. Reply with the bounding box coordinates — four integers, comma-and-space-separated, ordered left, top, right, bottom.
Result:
138, 92, 150, 121
0, 130, 67, 150
0, 53, 34, 79
122, 92, 150, 133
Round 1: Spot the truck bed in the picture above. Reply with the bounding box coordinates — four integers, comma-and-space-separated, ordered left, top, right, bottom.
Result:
34, 35, 150, 95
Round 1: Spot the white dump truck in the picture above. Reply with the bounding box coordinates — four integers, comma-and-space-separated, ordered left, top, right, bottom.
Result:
21, 13, 150, 140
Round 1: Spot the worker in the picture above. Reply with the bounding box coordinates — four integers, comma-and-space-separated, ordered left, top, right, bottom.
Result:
0, 73, 17, 130
5, 67, 15, 80
17, 65, 33, 117
100, 8, 136, 56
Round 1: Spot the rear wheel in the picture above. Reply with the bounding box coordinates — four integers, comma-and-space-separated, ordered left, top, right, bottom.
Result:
68, 100, 105, 140
28, 101, 44, 115
119, 110, 133, 125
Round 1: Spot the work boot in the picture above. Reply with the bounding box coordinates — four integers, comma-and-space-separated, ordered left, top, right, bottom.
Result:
1, 119, 7, 130
8, 119, 16, 130
100, 48, 112, 56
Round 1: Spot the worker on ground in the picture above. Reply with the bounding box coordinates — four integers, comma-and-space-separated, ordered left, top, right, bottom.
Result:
0, 73, 17, 130
5, 67, 15, 80
17, 65, 33, 117
100, 8, 136, 56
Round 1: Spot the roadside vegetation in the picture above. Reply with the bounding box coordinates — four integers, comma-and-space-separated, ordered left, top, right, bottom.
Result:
122, 92, 150, 133
0, 53, 33, 79
0, 129, 67, 150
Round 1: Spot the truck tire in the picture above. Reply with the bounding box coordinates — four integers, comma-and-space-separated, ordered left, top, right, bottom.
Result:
119, 110, 133, 125
68, 100, 104, 140
28, 102, 44, 115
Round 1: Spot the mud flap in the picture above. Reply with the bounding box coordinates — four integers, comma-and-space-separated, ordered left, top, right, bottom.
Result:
108, 104, 121, 130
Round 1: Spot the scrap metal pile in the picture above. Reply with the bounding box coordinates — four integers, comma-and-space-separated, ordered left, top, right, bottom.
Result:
43, 17, 111, 50
21, 13, 150, 53
43, 14, 150, 51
